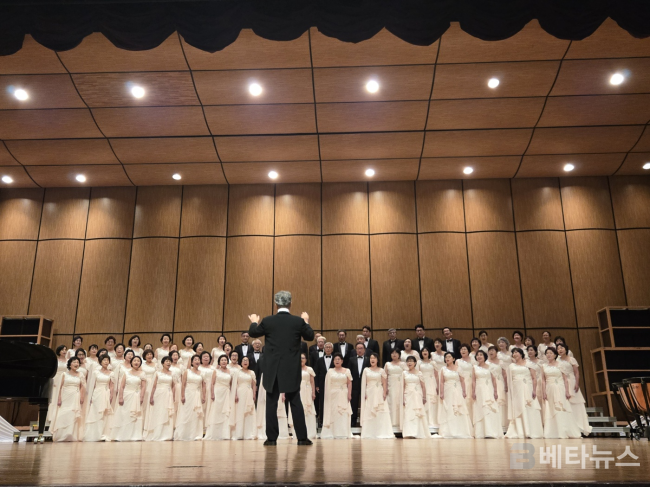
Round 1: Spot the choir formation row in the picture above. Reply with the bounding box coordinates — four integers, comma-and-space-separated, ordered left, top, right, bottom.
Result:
46, 326, 592, 442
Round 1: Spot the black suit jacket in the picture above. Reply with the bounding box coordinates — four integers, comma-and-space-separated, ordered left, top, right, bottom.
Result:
382, 339, 404, 366
349, 355, 370, 391
332, 342, 354, 366
234, 343, 252, 361
309, 347, 326, 367
364, 339, 380, 355
315, 355, 335, 392
442, 338, 462, 360
412, 337, 434, 355
248, 350, 263, 379
249, 311, 314, 393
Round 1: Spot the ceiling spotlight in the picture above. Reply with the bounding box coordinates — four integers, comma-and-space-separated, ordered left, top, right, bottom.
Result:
365, 80, 379, 93
14, 89, 29, 101
563, 163, 575, 172
365, 168, 375, 177
643, 162, 650, 170
131, 86, 145, 98
463, 167, 474, 175
1, 175, 13, 184
75, 174, 86, 183
268, 170, 278, 179
487, 78, 500, 89
609, 73, 625, 86
172, 173, 182, 180
249, 83, 263, 96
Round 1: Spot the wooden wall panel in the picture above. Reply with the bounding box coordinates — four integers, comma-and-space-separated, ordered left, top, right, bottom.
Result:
223, 237, 274, 331
370, 234, 421, 329
322, 182, 368, 234
86, 187, 136, 239
38, 188, 89, 239
75, 239, 131, 333
566, 230, 626, 328
467, 232, 523, 329
29, 240, 84, 334
227, 185, 275, 236
609, 176, 650, 229
0, 188, 43, 240
274, 236, 321, 330
418, 233, 472, 330
180, 185, 228, 237
133, 186, 182, 238
124, 238, 178, 332
617, 229, 650, 306
511, 178, 564, 231
560, 177, 615, 230
517, 232, 576, 329
463, 179, 514, 232
415, 180, 465, 233
368, 181, 416, 234
275, 184, 321, 235
578, 327, 600, 405
0, 241, 37, 315
322, 235, 370, 329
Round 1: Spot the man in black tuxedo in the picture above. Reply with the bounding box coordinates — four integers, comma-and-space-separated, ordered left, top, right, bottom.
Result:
248, 291, 315, 446
234, 332, 251, 362
308, 333, 322, 355
349, 342, 370, 426
412, 324, 434, 356
442, 326, 461, 360
309, 336, 326, 366
382, 328, 404, 366
333, 330, 353, 366
315, 342, 335, 428
361, 326, 380, 355
354, 334, 374, 357
248, 339, 263, 379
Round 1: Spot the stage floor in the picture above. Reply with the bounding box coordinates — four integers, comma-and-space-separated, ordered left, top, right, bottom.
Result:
1, 438, 648, 486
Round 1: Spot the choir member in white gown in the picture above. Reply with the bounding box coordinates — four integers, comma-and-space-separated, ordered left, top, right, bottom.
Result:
51, 357, 86, 442
496, 338, 512, 367
526, 345, 544, 420
174, 355, 205, 441
541, 347, 582, 439
127, 335, 144, 357
144, 356, 175, 441
227, 350, 242, 378
143, 343, 157, 367
524, 335, 535, 350
48, 345, 69, 423
111, 356, 146, 441
554, 336, 574, 358
211, 335, 227, 363
204, 355, 233, 440
111, 348, 132, 410
384, 349, 405, 430
360, 353, 394, 439
155, 333, 172, 362
86, 345, 100, 374
438, 352, 473, 438
401, 356, 430, 439
505, 348, 543, 439
400, 339, 421, 363
537, 331, 553, 363
65, 336, 83, 360
288, 354, 318, 439
256, 375, 291, 441
457, 344, 475, 423
179, 335, 195, 369
198, 351, 215, 424
510, 331, 525, 352
168, 351, 183, 427
104, 336, 117, 361
556, 343, 592, 435
84, 354, 114, 441
321, 353, 353, 439
469, 338, 481, 362
472, 350, 502, 439
193, 342, 205, 356
230, 357, 257, 440
417, 348, 438, 428
478, 331, 494, 354
140, 350, 157, 427
487, 346, 508, 431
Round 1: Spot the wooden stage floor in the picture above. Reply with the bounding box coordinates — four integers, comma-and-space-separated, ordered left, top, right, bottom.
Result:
1, 438, 648, 486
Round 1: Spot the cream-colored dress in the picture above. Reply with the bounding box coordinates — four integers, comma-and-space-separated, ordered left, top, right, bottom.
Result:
204, 369, 233, 440
230, 370, 257, 440
140, 363, 157, 426
256, 375, 290, 441
51, 372, 85, 442
130, 347, 144, 358
472, 365, 502, 439
360, 368, 394, 439
437, 366, 473, 438
155, 348, 171, 362
457, 359, 475, 421
143, 371, 175, 441
505, 363, 543, 439
199, 365, 216, 428
417, 361, 438, 428
211, 347, 226, 362
541, 364, 581, 438
84, 370, 113, 441
321, 369, 353, 439
111, 370, 144, 441
557, 357, 592, 435
288, 367, 318, 439
384, 361, 406, 429
400, 350, 420, 363
169, 364, 183, 426
489, 360, 508, 430
173, 369, 204, 441
526, 359, 545, 422
47, 360, 68, 422
179, 349, 195, 368
401, 371, 430, 439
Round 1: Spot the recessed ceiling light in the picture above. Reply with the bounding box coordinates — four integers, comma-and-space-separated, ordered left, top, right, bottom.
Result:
131, 86, 145, 98
249, 83, 263, 96
75, 174, 86, 182
563, 163, 575, 172
1, 175, 13, 184
14, 88, 29, 101
172, 173, 182, 180
487, 78, 500, 89
365, 80, 379, 93
463, 167, 474, 175
365, 168, 375, 177
268, 170, 278, 179
609, 73, 625, 86
643, 162, 650, 170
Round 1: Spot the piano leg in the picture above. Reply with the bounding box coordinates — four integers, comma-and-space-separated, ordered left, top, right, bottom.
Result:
36, 403, 48, 443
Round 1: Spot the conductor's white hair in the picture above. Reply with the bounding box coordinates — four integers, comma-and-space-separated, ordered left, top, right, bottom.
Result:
274, 290, 292, 306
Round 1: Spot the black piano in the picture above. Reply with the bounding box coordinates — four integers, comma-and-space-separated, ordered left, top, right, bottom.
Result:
0, 340, 57, 441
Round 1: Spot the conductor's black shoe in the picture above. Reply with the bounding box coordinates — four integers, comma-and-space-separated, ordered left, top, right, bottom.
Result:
264, 440, 277, 446
297, 439, 313, 446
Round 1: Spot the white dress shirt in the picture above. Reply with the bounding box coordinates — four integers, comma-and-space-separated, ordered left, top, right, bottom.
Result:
254, 351, 261, 361
356, 355, 364, 376
418, 339, 425, 350
446, 339, 455, 353
390, 340, 396, 349
241, 344, 249, 356
324, 356, 332, 369
340, 343, 347, 357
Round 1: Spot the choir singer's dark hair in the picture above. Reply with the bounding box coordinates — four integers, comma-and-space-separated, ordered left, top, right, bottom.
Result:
128, 335, 141, 347
160, 333, 171, 343
89, 344, 98, 352
199, 351, 212, 364
525, 335, 536, 347
369, 352, 380, 362
75, 348, 86, 358
511, 347, 525, 360
72, 335, 83, 345
390, 349, 401, 359
475, 350, 488, 362
414, 324, 424, 330
104, 336, 116, 344
182, 335, 194, 346
526, 345, 537, 354
512, 331, 523, 339
193, 342, 204, 352
556, 342, 570, 353
545, 346, 559, 358
488, 345, 498, 353
66, 357, 80, 370
406, 356, 417, 364
55, 345, 67, 357
131, 356, 142, 367
98, 353, 111, 365
443, 352, 455, 362
362, 326, 371, 333
143, 350, 154, 361
478, 330, 488, 337
160, 356, 172, 365
332, 352, 344, 362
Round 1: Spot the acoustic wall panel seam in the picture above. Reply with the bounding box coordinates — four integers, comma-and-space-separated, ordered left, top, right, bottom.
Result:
460, 179, 475, 332
71, 186, 92, 336
171, 186, 184, 335
271, 184, 276, 313
26, 189, 46, 314
220, 185, 230, 333
606, 177, 630, 306
413, 181, 424, 329
121, 186, 138, 340
367, 182, 373, 327
509, 180, 527, 332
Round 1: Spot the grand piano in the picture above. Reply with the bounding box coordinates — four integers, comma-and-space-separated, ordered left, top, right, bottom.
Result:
0, 340, 57, 442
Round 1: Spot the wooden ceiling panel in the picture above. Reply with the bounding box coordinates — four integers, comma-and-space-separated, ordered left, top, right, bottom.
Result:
418, 156, 520, 180
631, 128, 650, 153
313, 65, 434, 103
124, 163, 226, 185
58, 33, 188, 72
433, 61, 559, 99
181, 30, 311, 70
320, 132, 424, 160
311, 28, 438, 67
566, 19, 650, 59
517, 153, 626, 178
72, 72, 199, 107
322, 159, 419, 182
26, 165, 132, 187
193, 69, 314, 105
423, 129, 532, 157
205, 104, 316, 135
215, 135, 319, 162
438, 21, 570, 64
0, 36, 67, 74
0, 109, 102, 140
317, 101, 428, 133
615, 152, 650, 176
427, 98, 544, 130
92, 107, 209, 137
539, 94, 650, 127
222, 161, 321, 184
552, 58, 650, 96
527, 126, 644, 154
0, 75, 84, 109
110, 137, 217, 164
0, 144, 18, 165
0, 166, 39, 188
5, 139, 119, 165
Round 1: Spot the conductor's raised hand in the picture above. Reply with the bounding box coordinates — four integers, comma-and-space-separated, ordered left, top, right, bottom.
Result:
301, 312, 309, 323
248, 314, 260, 324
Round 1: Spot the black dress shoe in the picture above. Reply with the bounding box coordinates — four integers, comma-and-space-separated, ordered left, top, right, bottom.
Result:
297, 439, 313, 445
264, 440, 277, 446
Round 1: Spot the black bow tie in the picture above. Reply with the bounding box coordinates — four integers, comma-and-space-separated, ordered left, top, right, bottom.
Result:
447, 340, 452, 342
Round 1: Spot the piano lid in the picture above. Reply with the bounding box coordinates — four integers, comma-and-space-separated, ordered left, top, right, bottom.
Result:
0, 340, 57, 380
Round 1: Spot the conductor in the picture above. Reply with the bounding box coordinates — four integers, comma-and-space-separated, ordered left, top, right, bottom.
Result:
248, 290, 315, 445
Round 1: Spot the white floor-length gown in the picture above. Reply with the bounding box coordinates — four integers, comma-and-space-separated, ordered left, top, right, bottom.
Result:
418, 361, 439, 428
488, 361, 508, 430
557, 357, 592, 435
384, 361, 405, 430
472, 365, 502, 439
173, 369, 204, 441
321, 369, 353, 439
51, 372, 85, 442
541, 364, 582, 439
204, 369, 233, 440
437, 366, 473, 438
230, 370, 257, 440
140, 362, 157, 427
289, 367, 318, 439
526, 359, 545, 423
47, 360, 68, 423
401, 371, 430, 439
457, 359, 475, 422
111, 371, 144, 441
84, 370, 113, 441
360, 368, 394, 439
505, 363, 543, 439
143, 371, 175, 441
